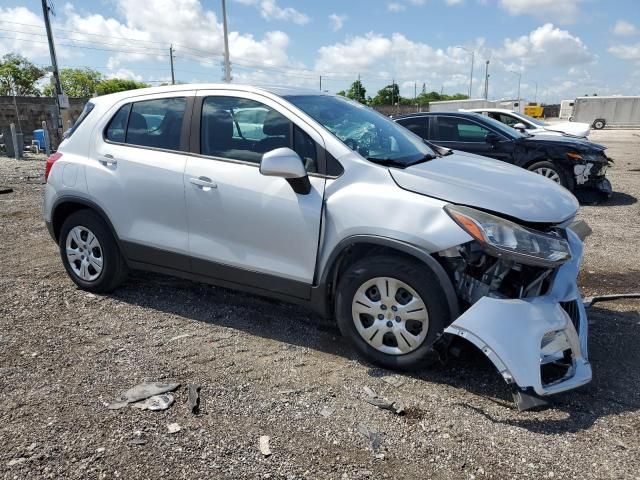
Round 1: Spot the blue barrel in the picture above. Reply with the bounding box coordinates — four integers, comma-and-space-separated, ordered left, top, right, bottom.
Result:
33, 129, 46, 149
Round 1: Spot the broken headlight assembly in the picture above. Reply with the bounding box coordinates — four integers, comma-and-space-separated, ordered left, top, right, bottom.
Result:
444, 204, 571, 267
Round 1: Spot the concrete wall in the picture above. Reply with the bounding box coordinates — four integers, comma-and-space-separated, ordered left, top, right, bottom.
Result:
0, 96, 89, 146
371, 104, 429, 116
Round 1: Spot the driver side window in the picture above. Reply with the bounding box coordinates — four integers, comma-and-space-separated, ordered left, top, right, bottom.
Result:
200, 96, 318, 173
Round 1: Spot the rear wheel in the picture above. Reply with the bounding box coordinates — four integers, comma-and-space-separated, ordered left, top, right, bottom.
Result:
527, 160, 573, 190
592, 118, 606, 130
59, 210, 128, 292
335, 255, 448, 370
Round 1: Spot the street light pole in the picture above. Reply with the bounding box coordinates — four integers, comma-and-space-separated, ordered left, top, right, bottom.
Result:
534, 81, 538, 104
483, 60, 490, 100
221, 0, 232, 82
509, 70, 522, 112
455, 46, 474, 99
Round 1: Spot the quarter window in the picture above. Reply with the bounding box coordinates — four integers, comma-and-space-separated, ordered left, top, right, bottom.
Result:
105, 104, 130, 143
200, 96, 318, 173
125, 97, 186, 151
435, 117, 491, 142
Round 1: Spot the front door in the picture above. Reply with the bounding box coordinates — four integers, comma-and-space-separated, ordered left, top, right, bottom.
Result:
432, 115, 515, 163
184, 92, 325, 298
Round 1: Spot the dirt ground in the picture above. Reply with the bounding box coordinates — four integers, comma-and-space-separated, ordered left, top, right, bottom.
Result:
1, 129, 639, 479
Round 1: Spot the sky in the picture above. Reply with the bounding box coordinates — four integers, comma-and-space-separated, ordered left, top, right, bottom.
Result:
0, 0, 639, 103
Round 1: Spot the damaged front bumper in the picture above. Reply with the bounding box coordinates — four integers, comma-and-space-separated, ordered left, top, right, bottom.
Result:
574, 161, 612, 196
444, 230, 591, 398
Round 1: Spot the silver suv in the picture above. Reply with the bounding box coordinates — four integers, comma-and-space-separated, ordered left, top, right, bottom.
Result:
44, 85, 591, 408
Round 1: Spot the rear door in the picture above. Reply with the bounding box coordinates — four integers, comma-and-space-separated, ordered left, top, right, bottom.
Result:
183, 90, 326, 298
431, 115, 514, 162
87, 92, 194, 268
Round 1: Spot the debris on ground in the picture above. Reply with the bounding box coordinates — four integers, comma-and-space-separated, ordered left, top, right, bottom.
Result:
319, 405, 335, 417
381, 376, 405, 388
167, 423, 181, 434
259, 435, 272, 456
168, 333, 192, 342
187, 384, 201, 414
357, 424, 382, 454
362, 387, 405, 415
0, 187, 13, 195
130, 393, 175, 411
129, 437, 147, 446
107, 382, 180, 410
7, 457, 27, 467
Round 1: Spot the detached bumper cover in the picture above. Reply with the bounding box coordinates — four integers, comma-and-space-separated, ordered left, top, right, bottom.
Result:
445, 230, 591, 397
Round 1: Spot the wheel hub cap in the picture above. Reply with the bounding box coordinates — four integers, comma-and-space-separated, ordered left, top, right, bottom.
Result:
65, 226, 103, 281
534, 167, 561, 183
351, 277, 429, 355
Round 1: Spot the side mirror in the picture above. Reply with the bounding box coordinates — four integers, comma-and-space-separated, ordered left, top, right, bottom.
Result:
485, 132, 500, 144
260, 147, 311, 195
513, 122, 527, 132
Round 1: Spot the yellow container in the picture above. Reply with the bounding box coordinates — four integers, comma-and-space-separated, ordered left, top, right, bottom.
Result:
524, 105, 544, 118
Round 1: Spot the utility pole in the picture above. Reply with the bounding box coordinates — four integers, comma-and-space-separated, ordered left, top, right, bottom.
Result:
41, 0, 64, 142
319, 75, 322, 91
534, 81, 538, 104
483, 60, 490, 100
221, 0, 231, 82
169, 44, 175, 85
454, 46, 474, 99
509, 70, 522, 112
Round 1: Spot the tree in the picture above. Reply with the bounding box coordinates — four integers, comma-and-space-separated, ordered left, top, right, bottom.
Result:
345, 80, 366, 104
0, 53, 46, 96
96, 78, 148, 96
42, 68, 102, 97
336, 90, 346, 97
370, 83, 400, 105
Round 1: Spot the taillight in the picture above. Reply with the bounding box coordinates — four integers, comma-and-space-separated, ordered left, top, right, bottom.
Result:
45, 152, 63, 181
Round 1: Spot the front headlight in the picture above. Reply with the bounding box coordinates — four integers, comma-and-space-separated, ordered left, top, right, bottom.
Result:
444, 204, 572, 267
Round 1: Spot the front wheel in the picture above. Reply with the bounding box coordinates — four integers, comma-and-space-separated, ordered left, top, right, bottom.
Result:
59, 209, 128, 292
335, 255, 449, 370
527, 160, 573, 190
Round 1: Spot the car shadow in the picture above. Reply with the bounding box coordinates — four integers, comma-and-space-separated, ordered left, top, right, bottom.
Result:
577, 190, 637, 206
110, 272, 640, 434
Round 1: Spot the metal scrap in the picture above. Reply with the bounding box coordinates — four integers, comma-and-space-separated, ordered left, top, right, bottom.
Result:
187, 384, 201, 414
107, 382, 180, 410
130, 393, 174, 411
362, 386, 405, 415
357, 424, 382, 453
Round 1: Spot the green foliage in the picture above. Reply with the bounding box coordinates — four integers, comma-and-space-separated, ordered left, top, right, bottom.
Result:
345, 80, 366, 104
0, 53, 46, 96
370, 83, 400, 106
95, 78, 148, 96
336, 90, 346, 97
42, 68, 102, 97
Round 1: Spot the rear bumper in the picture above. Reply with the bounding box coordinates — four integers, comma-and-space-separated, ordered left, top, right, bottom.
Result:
445, 230, 591, 397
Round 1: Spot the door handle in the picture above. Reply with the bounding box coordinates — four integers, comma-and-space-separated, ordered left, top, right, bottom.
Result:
189, 176, 217, 189
99, 153, 117, 166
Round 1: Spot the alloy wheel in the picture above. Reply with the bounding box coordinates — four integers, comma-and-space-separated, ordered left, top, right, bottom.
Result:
65, 225, 103, 281
351, 277, 429, 355
534, 167, 561, 183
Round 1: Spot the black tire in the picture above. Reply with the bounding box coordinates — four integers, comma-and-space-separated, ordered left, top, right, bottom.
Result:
59, 209, 128, 292
592, 118, 606, 130
527, 160, 574, 191
335, 255, 449, 370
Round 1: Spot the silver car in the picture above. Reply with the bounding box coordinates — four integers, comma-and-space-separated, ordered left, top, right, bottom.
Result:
43, 84, 591, 409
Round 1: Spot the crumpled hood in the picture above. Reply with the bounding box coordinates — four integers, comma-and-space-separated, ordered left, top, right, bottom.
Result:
543, 121, 590, 138
390, 151, 578, 224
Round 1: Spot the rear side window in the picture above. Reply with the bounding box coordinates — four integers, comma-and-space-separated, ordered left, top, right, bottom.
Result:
396, 117, 428, 140
105, 104, 131, 143
127, 97, 186, 150
65, 101, 95, 138
434, 117, 490, 142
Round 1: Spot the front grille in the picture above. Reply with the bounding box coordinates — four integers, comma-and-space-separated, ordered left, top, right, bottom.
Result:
561, 300, 580, 334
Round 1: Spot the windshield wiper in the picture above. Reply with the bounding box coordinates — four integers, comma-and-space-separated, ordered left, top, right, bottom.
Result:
404, 153, 437, 166
366, 153, 437, 169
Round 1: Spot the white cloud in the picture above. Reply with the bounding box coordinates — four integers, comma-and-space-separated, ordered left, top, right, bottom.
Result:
613, 20, 638, 37
499, 0, 583, 23
329, 13, 347, 32
234, 0, 309, 25
608, 43, 640, 61
498, 23, 595, 68
445, 0, 465, 5
105, 68, 144, 82
387, 3, 406, 12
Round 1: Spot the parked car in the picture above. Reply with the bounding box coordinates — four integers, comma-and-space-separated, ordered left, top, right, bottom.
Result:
44, 85, 592, 409
466, 108, 591, 138
394, 111, 611, 196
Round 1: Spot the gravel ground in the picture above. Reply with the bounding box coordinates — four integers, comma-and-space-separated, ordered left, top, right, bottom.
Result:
1, 130, 639, 479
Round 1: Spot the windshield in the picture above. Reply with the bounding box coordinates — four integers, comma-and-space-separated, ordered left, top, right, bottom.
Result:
283, 94, 435, 165
517, 112, 549, 127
